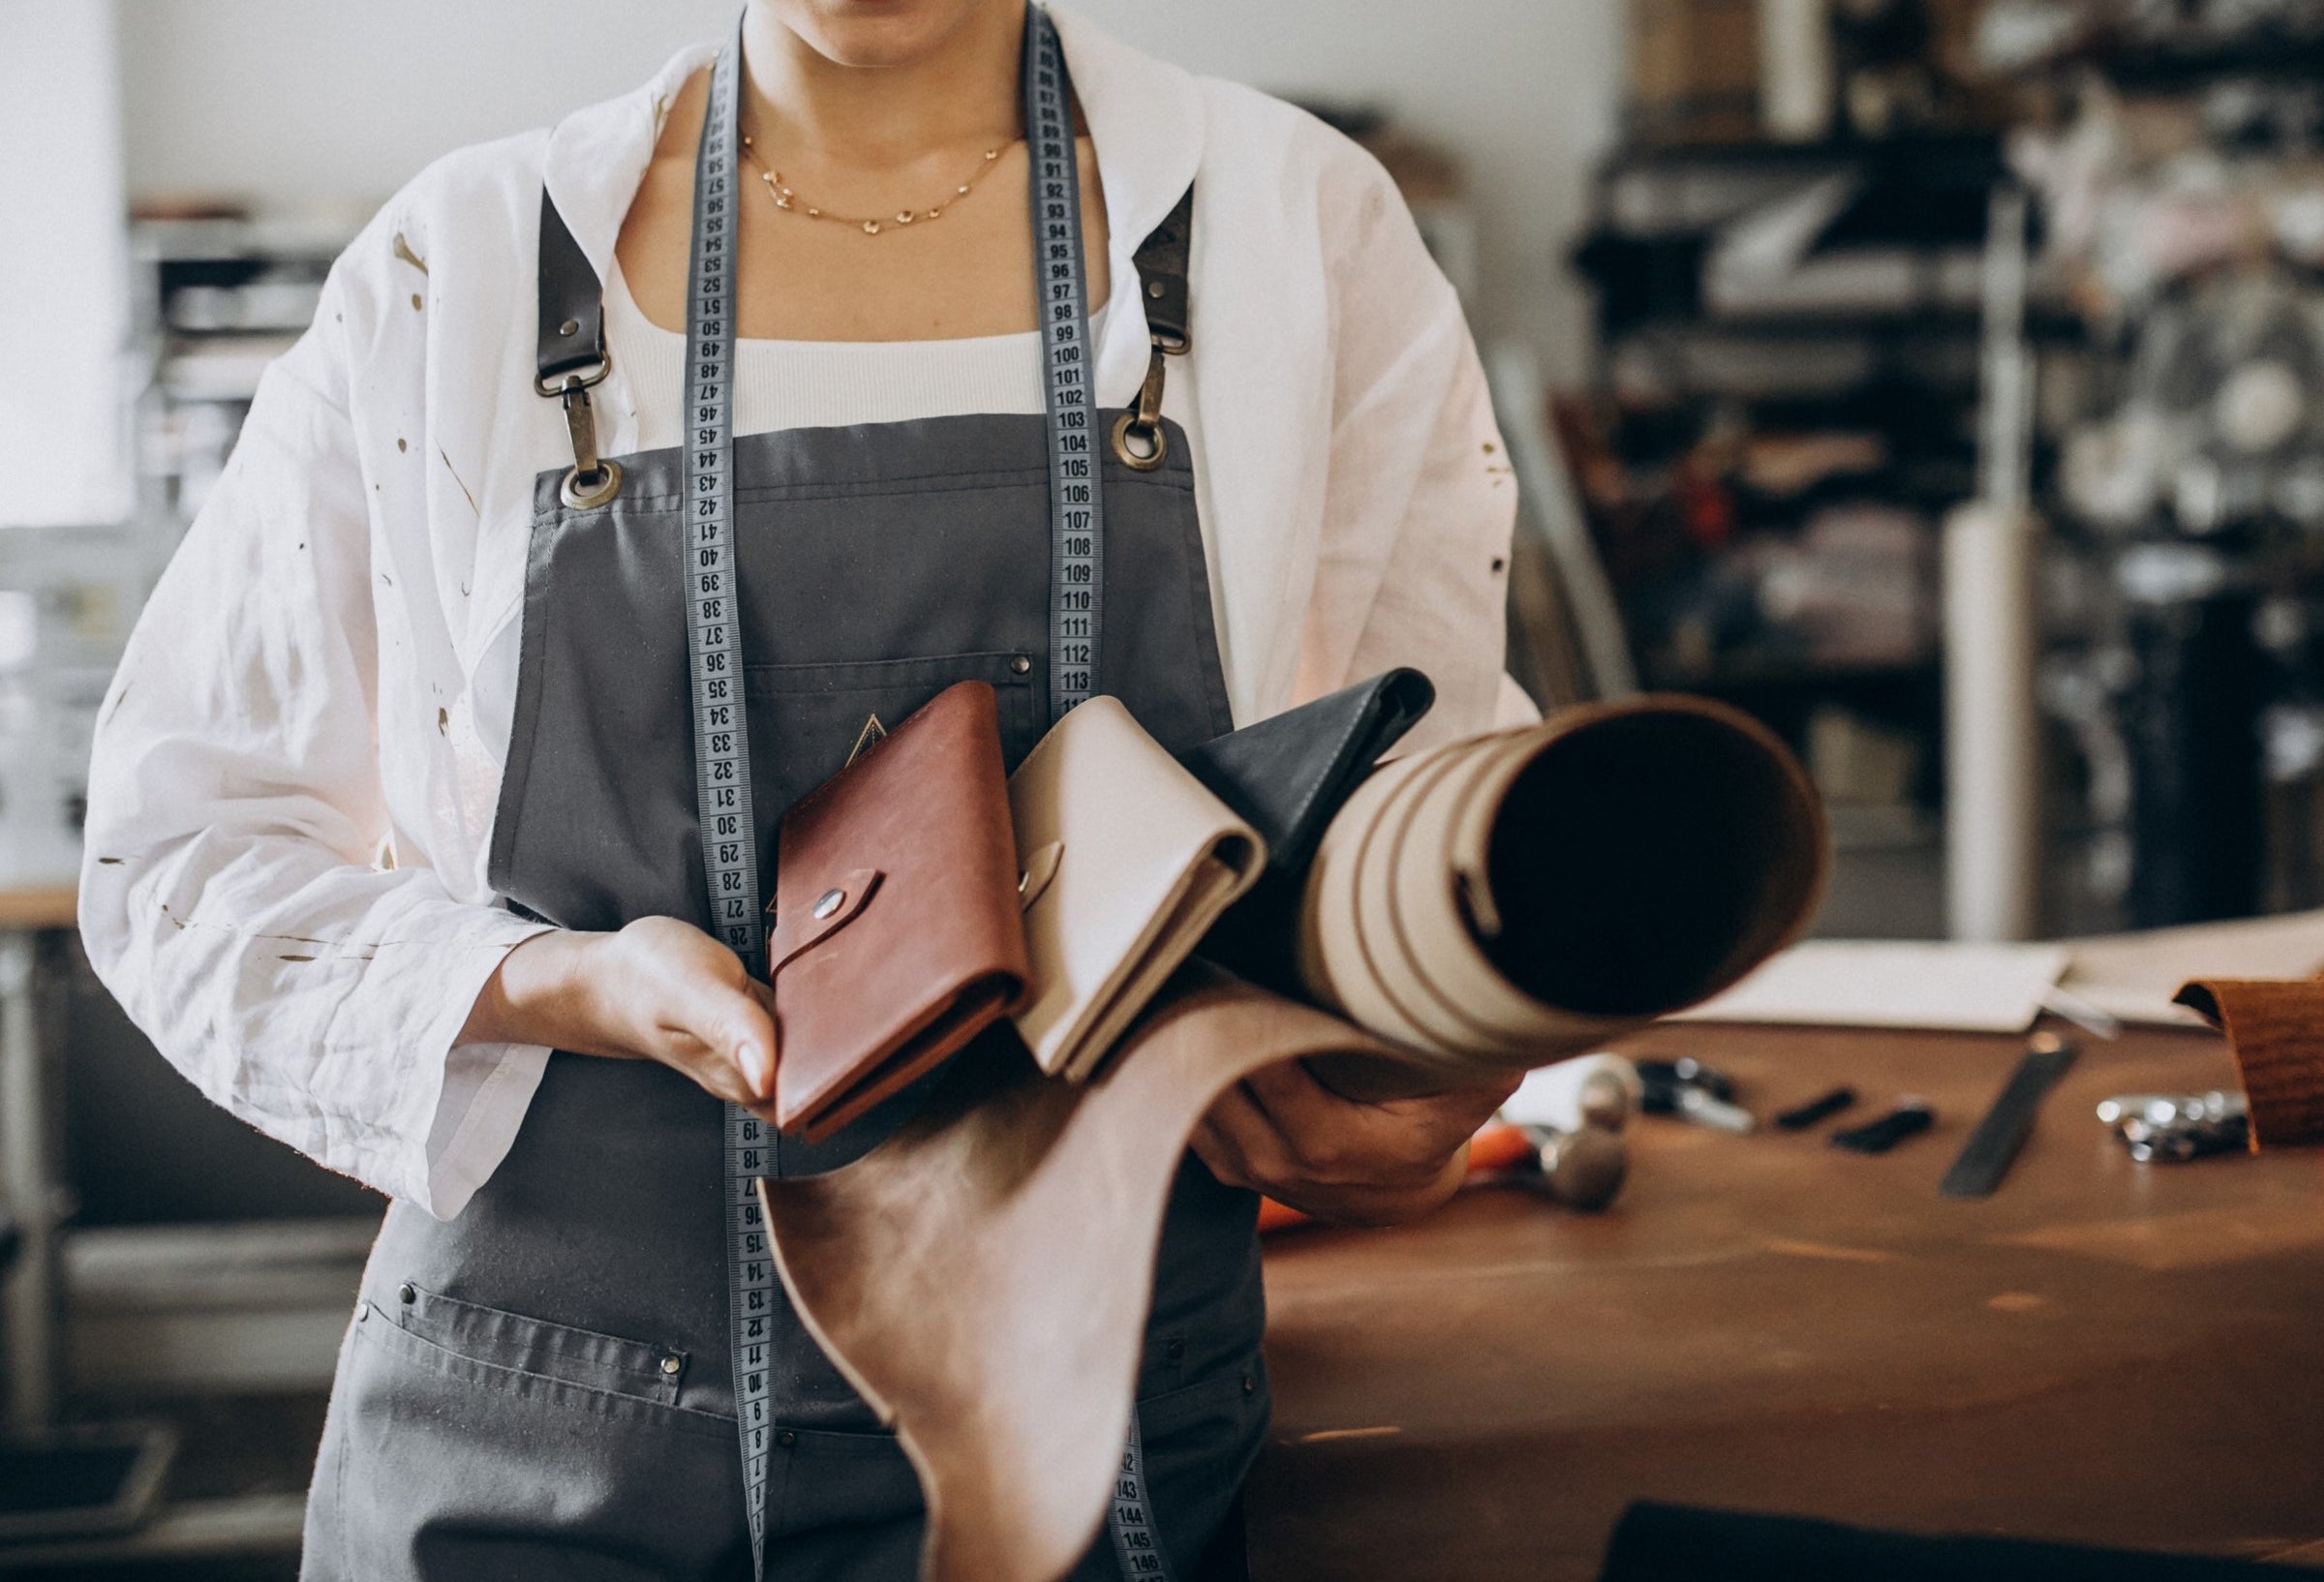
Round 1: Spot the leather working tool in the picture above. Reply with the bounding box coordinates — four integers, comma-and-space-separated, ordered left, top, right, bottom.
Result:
765, 682, 1030, 1141
1009, 695, 1265, 1080
1939, 1032, 2078, 1198
1830, 1098, 1935, 1154
760, 964, 1401, 1582
1776, 1085, 1859, 1131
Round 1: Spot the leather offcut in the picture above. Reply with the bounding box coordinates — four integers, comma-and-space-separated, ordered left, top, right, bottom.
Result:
760, 963, 1399, 1582
2174, 976, 2324, 1146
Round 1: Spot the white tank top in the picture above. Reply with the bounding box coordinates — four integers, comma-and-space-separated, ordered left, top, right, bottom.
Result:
604, 259, 1102, 446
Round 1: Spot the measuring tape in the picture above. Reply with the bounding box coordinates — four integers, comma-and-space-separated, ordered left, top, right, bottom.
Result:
1027, 9, 1103, 720
678, 23, 780, 1573
686, 8, 1168, 1576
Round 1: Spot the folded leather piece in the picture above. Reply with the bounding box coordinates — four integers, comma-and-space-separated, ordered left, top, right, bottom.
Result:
1298, 694, 1829, 1100
2173, 977, 2324, 1146
1176, 668, 1436, 991
1009, 695, 1266, 1080
759, 963, 1401, 1582
768, 680, 1030, 1141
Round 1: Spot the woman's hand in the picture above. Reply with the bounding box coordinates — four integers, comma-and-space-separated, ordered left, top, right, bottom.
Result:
459, 917, 778, 1115
1191, 1061, 1521, 1228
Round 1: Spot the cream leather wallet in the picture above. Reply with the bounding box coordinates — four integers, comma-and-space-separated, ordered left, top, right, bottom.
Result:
1009, 696, 1266, 1080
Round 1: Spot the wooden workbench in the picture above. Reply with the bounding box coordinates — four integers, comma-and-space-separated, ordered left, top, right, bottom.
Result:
1250, 1020, 2324, 1579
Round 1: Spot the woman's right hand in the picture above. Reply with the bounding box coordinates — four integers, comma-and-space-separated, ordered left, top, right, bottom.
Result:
458, 917, 778, 1114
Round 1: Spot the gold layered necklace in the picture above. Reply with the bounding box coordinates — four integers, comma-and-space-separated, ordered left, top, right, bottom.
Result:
739, 133, 1014, 236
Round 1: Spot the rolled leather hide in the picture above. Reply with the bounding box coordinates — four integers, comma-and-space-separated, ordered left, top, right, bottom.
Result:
1298, 694, 1828, 1101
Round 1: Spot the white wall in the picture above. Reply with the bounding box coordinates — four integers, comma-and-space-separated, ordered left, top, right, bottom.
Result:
115, 0, 1621, 380
3, 0, 133, 527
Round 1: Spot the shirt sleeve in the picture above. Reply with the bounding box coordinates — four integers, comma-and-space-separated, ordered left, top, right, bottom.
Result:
77, 255, 552, 1218
1299, 147, 1521, 750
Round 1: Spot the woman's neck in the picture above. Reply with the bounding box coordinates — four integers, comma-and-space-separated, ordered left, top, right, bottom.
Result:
739, 3, 1026, 170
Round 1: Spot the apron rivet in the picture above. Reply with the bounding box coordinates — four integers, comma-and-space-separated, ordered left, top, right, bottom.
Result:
398, 1283, 416, 1305
1242, 1373, 1255, 1395
354, 1302, 368, 1322
659, 1354, 682, 1376
558, 318, 579, 337
1010, 654, 1031, 675
812, 888, 845, 920
778, 1430, 798, 1447
1165, 1338, 1184, 1360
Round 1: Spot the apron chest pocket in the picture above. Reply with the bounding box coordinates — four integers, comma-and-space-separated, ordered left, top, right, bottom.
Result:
745, 651, 1043, 808
377, 1283, 693, 1410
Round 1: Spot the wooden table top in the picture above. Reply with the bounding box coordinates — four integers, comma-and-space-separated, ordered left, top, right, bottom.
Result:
1251, 1020, 2324, 1579
0, 886, 76, 929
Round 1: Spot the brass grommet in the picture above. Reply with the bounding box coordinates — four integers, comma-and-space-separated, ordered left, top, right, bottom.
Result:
560, 457, 624, 510
1111, 412, 1167, 472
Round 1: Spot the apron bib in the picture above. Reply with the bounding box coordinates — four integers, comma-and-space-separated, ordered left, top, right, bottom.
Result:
302, 13, 1265, 1582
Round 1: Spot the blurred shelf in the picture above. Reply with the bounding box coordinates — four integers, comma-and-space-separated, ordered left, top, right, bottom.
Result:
1644, 654, 1940, 692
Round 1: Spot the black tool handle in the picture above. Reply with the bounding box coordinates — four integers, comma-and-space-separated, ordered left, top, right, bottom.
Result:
1940, 1042, 2077, 1199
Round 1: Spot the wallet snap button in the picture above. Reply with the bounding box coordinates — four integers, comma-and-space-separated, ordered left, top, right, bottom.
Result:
812, 888, 845, 920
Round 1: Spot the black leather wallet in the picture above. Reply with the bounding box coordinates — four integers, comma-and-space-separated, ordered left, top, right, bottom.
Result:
1176, 668, 1436, 991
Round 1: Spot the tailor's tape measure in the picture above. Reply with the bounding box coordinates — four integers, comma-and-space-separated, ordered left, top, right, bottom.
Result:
1110, 1410, 1171, 1576
679, 23, 779, 1577
690, 8, 1158, 1575
1027, 7, 1103, 723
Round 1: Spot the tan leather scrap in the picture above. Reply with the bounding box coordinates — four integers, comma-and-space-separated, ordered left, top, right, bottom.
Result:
2175, 977, 2324, 1146
758, 964, 1398, 1582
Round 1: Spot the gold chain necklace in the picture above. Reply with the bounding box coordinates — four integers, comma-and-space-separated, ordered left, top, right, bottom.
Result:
739, 133, 1012, 236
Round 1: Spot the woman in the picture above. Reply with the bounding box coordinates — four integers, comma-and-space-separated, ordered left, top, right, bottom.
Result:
80, 0, 1526, 1575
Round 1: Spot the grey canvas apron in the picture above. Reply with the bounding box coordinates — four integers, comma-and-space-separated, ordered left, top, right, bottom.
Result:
300, 33, 1265, 1582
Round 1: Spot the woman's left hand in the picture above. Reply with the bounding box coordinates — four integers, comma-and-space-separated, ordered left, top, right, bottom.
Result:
1191, 1060, 1522, 1228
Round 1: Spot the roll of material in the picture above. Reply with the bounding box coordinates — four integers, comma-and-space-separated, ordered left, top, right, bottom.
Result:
1296, 695, 1829, 1100
1942, 503, 2042, 943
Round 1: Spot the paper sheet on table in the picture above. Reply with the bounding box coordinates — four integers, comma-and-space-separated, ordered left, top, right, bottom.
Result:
1670, 940, 2068, 1033
2060, 910, 2324, 1027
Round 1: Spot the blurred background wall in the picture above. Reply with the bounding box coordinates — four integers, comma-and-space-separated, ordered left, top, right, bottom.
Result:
113, 0, 1625, 382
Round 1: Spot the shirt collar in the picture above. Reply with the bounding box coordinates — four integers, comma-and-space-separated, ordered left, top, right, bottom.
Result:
537, 4, 1204, 296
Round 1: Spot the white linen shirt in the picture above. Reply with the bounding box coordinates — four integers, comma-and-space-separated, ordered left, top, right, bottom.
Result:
78, 5, 1524, 1219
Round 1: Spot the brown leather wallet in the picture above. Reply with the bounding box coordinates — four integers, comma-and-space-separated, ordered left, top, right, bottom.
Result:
766, 680, 1030, 1141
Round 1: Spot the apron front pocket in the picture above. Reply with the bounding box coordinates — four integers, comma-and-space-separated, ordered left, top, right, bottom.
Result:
370, 1282, 718, 1423
745, 650, 1042, 814
313, 1293, 746, 1582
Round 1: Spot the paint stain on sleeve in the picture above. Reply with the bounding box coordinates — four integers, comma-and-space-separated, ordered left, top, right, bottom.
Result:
392, 232, 429, 275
